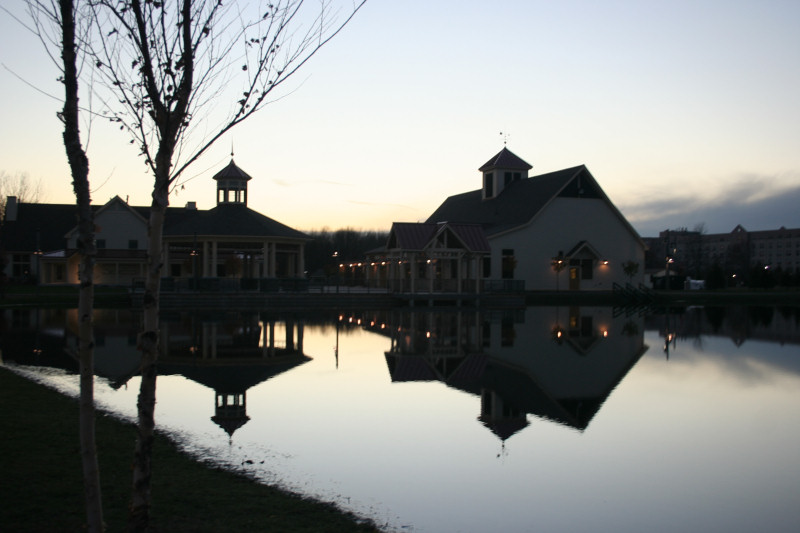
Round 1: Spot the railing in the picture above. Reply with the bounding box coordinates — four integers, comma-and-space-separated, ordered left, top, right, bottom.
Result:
482, 279, 525, 293
133, 277, 312, 293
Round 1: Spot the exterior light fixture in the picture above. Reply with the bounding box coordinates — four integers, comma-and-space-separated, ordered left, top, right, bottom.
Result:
602, 260, 609, 265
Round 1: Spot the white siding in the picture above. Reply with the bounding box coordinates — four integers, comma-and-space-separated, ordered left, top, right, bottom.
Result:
67, 201, 147, 249
487, 197, 644, 290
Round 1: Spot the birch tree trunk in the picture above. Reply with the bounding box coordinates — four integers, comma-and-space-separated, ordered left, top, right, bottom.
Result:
58, 0, 104, 530
129, 160, 170, 532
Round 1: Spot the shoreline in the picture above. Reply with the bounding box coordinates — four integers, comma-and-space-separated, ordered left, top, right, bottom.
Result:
1, 285, 799, 309
0, 366, 382, 532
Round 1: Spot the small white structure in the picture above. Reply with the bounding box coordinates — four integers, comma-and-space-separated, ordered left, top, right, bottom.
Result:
426, 148, 645, 291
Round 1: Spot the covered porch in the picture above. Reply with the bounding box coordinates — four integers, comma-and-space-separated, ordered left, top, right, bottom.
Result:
365, 222, 490, 295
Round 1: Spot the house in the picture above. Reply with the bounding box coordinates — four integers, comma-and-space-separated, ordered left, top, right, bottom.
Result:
423, 147, 646, 291
1, 159, 309, 287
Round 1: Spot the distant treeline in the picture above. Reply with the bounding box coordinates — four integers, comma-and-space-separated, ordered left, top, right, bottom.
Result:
304, 228, 389, 277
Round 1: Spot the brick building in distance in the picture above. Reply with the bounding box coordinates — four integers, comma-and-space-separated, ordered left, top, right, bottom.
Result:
643, 225, 800, 286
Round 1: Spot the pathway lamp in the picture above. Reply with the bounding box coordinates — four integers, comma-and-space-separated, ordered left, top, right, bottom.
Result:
551, 251, 566, 291
665, 256, 674, 290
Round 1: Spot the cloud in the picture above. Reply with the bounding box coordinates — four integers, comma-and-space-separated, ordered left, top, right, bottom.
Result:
621, 171, 800, 236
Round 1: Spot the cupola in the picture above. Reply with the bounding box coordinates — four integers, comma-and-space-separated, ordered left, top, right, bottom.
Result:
478, 147, 532, 200
212, 159, 253, 206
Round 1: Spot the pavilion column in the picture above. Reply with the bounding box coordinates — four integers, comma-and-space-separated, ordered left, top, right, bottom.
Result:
269, 322, 275, 357
410, 255, 416, 293
285, 320, 294, 350
298, 244, 305, 277
261, 320, 268, 358
202, 241, 210, 277
269, 243, 276, 277
297, 323, 304, 353
428, 258, 434, 293
476, 256, 483, 294
261, 241, 268, 278
457, 255, 463, 293
211, 240, 218, 277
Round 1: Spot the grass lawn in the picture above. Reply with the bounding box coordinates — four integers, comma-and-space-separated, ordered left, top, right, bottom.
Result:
0, 367, 380, 532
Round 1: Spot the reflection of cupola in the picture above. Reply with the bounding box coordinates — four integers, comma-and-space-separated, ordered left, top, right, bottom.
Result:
213, 159, 253, 206
479, 147, 532, 200
479, 389, 529, 441
211, 391, 251, 438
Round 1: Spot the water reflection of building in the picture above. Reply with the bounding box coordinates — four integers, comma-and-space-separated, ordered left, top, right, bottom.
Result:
359, 307, 647, 441
647, 306, 800, 351
159, 313, 310, 438
0, 309, 310, 438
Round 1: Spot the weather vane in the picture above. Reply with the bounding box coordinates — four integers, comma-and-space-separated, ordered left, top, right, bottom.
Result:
499, 131, 510, 146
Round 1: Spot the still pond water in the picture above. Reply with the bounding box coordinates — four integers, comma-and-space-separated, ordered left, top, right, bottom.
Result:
3, 305, 800, 532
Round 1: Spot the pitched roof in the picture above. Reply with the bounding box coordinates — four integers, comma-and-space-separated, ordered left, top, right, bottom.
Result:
478, 147, 533, 172
163, 204, 310, 240
2, 198, 308, 253
212, 159, 253, 181
387, 222, 490, 253
1, 202, 78, 252
427, 166, 586, 235
427, 165, 643, 244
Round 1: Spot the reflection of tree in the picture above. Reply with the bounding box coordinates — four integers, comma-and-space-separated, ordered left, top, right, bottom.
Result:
704, 307, 726, 333
748, 306, 774, 328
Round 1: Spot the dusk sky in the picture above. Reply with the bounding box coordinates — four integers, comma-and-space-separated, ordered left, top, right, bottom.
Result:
1, 0, 798, 237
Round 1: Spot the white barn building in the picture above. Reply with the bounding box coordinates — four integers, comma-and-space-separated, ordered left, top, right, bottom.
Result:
425, 148, 645, 291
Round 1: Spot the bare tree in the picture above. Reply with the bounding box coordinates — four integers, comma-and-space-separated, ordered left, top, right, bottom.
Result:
26, 1, 103, 530
0, 171, 43, 219
77, 1, 367, 530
